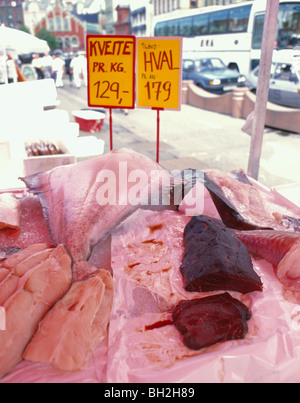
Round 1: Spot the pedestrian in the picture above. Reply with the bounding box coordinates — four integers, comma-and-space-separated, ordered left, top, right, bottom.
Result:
32, 53, 44, 80
6, 55, 18, 83
70, 52, 87, 89
51, 53, 65, 88
64, 52, 73, 86
42, 52, 53, 79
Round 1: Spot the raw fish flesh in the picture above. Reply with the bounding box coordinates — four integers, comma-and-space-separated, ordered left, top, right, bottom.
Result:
180, 169, 269, 230
206, 170, 300, 232
172, 292, 252, 350
24, 269, 114, 371
181, 215, 263, 294
0, 243, 53, 306
21, 149, 175, 267
236, 230, 300, 291
0, 194, 21, 230
0, 196, 53, 259
0, 244, 72, 378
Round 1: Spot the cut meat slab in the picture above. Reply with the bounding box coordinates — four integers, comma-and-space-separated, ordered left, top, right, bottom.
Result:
236, 230, 300, 292
0, 196, 53, 259
180, 215, 263, 294
172, 292, 252, 350
24, 269, 114, 372
0, 194, 21, 230
0, 244, 72, 379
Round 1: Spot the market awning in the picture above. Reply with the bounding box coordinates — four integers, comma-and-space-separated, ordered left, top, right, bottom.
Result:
0, 25, 50, 58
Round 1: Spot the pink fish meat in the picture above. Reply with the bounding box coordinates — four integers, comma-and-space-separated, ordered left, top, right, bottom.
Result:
206, 170, 300, 231
0, 195, 53, 260
24, 269, 113, 372
236, 230, 300, 291
0, 244, 72, 378
21, 149, 174, 271
0, 194, 21, 230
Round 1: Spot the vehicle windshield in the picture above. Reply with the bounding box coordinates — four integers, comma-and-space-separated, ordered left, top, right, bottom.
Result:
277, 3, 300, 48
253, 62, 300, 82
195, 58, 226, 72
253, 3, 300, 49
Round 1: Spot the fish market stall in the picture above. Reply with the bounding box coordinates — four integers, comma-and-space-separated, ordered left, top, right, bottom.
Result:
1, 0, 300, 384
0, 148, 299, 383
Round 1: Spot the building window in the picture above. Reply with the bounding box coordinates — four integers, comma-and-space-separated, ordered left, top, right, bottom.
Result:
57, 36, 63, 48
56, 16, 62, 31
64, 36, 70, 48
63, 17, 70, 31
71, 36, 79, 49
48, 18, 54, 31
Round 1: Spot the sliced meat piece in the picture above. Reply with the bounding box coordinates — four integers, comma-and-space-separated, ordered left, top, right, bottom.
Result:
172, 292, 252, 350
24, 269, 114, 372
0, 196, 53, 257
237, 230, 300, 291
206, 169, 300, 231
0, 245, 54, 306
180, 215, 263, 294
0, 194, 21, 230
0, 244, 72, 379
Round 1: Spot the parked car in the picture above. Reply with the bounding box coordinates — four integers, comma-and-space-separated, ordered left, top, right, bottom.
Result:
182, 57, 246, 94
246, 50, 300, 109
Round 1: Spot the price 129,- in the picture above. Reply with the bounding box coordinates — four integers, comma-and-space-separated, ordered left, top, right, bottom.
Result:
144, 81, 172, 103
93, 80, 129, 105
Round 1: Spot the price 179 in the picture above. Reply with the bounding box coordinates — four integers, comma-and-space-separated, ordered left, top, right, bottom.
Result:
144, 81, 172, 102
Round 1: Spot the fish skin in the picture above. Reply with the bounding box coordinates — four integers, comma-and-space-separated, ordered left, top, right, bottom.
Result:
21, 149, 176, 266
236, 230, 300, 266
203, 169, 300, 232
24, 269, 114, 372
0, 244, 72, 379
236, 230, 300, 290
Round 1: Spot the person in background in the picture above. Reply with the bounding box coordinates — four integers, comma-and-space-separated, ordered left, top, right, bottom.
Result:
70, 52, 87, 89
64, 52, 73, 86
51, 53, 65, 88
6, 55, 18, 83
32, 53, 44, 80
42, 52, 53, 79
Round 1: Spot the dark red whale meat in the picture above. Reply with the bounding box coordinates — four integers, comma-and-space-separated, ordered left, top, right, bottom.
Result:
180, 215, 263, 294
172, 292, 252, 350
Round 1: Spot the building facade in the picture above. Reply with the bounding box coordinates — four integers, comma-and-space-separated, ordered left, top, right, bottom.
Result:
33, 0, 99, 51
130, 0, 153, 37
114, 4, 130, 35
0, 0, 24, 28
23, 0, 51, 35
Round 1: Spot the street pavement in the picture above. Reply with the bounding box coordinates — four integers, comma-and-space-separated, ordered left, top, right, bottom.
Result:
57, 81, 300, 189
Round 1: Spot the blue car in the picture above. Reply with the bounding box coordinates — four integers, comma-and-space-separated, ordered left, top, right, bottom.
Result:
182, 57, 246, 94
